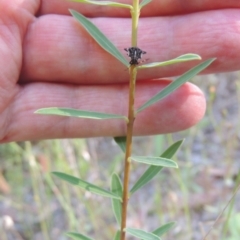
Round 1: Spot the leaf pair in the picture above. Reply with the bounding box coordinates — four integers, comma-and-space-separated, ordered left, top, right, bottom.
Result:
70, 10, 206, 71
52, 140, 181, 201
111, 139, 182, 228
36, 10, 214, 119
114, 137, 183, 194
66, 221, 175, 240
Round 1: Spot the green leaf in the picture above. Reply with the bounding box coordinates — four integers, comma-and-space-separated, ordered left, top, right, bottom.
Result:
140, 0, 152, 8
35, 107, 127, 121
138, 53, 201, 69
66, 232, 94, 240
137, 58, 215, 112
125, 228, 161, 240
70, 0, 132, 9
152, 222, 175, 237
130, 140, 183, 194
70, 10, 129, 67
111, 173, 123, 226
113, 230, 121, 240
114, 136, 126, 152
131, 156, 178, 168
52, 172, 121, 200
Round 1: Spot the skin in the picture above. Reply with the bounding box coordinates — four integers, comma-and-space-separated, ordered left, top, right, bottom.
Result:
0, 0, 240, 143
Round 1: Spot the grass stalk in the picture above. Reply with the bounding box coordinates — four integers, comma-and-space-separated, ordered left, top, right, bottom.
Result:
25, 142, 50, 240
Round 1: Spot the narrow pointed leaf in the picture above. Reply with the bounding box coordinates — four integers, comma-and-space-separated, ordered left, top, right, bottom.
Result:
70, 10, 129, 66
137, 58, 215, 112
66, 232, 94, 240
130, 140, 183, 194
114, 136, 126, 152
152, 222, 175, 237
111, 173, 123, 226
113, 230, 121, 240
131, 156, 178, 168
140, 0, 152, 8
138, 54, 201, 69
35, 107, 127, 121
125, 228, 161, 240
52, 172, 121, 200
70, 0, 132, 9
111, 173, 122, 197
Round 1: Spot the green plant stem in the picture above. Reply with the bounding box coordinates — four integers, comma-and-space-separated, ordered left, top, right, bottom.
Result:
131, 0, 140, 46
120, 65, 137, 240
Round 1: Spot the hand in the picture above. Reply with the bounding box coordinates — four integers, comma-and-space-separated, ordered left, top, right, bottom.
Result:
1, 0, 239, 142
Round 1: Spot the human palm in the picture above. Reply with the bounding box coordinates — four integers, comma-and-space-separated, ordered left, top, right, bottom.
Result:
0, 0, 239, 142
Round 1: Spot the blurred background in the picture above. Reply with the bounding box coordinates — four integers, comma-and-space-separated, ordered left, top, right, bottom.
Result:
0, 72, 240, 240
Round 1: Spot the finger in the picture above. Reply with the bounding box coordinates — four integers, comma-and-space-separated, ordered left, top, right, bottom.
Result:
39, 0, 240, 17
1, 81, 205, 143
21, 9, 240, 84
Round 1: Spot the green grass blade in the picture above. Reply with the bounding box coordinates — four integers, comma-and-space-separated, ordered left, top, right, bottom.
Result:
111, 173, 123, 226
70, 0, 132, 9
113, 230, 121, 240
114, 136, 126, 152
140, 0, 152, 8
130, 140, 183, 194
152, 222, 175, 237
66, 232, 94, 240
131, 156, 178, 168
52, 172, 121, 200
125, 228, 161, 240
138, 53, 201, 69
35, 107, 128, 121
70, 10, 129, 67
137, 58, 215, 112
